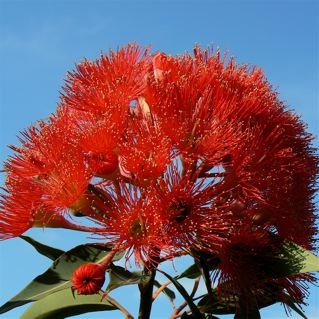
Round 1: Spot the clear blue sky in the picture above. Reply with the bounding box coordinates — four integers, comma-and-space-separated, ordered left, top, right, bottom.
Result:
0, 0, 318, 318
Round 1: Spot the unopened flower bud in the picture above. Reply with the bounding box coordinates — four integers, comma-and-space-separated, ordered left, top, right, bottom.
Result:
72, 263, 105, 295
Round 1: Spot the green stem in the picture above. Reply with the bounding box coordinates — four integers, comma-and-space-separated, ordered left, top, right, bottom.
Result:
138, 267, 156, 319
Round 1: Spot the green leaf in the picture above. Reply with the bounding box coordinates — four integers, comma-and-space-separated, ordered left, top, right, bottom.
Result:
106, 264, 149, 293
259, 241, 319, 279
232, 240, 319, 280
286, 242, 319, 275
159, 269, 204, 319
0, 244, 123, 314
177, 263, 201, 279
154, 280, 176, 300
20, 289, 117, 319
177, 254, 219, 280
20, 236, 65, 261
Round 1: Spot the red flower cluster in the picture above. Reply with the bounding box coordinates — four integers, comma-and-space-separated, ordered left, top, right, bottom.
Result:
1, 44, 318, 301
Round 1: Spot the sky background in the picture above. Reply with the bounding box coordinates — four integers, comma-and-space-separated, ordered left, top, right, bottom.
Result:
0, 0, 318, 318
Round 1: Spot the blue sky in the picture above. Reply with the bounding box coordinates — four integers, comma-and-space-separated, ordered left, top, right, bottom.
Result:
0, 0, 318, 318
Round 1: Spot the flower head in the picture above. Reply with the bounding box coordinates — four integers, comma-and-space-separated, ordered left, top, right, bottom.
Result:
63, 44, 150, 119
93, 183, 169, 266
78, 118, 119, 178
0, 110, 92, 238
5, 111, 89, 210
155, 164, 234, 253
118, 105, 174, 183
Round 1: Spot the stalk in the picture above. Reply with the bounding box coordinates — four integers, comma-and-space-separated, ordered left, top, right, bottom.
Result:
138, 267, 156, 319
